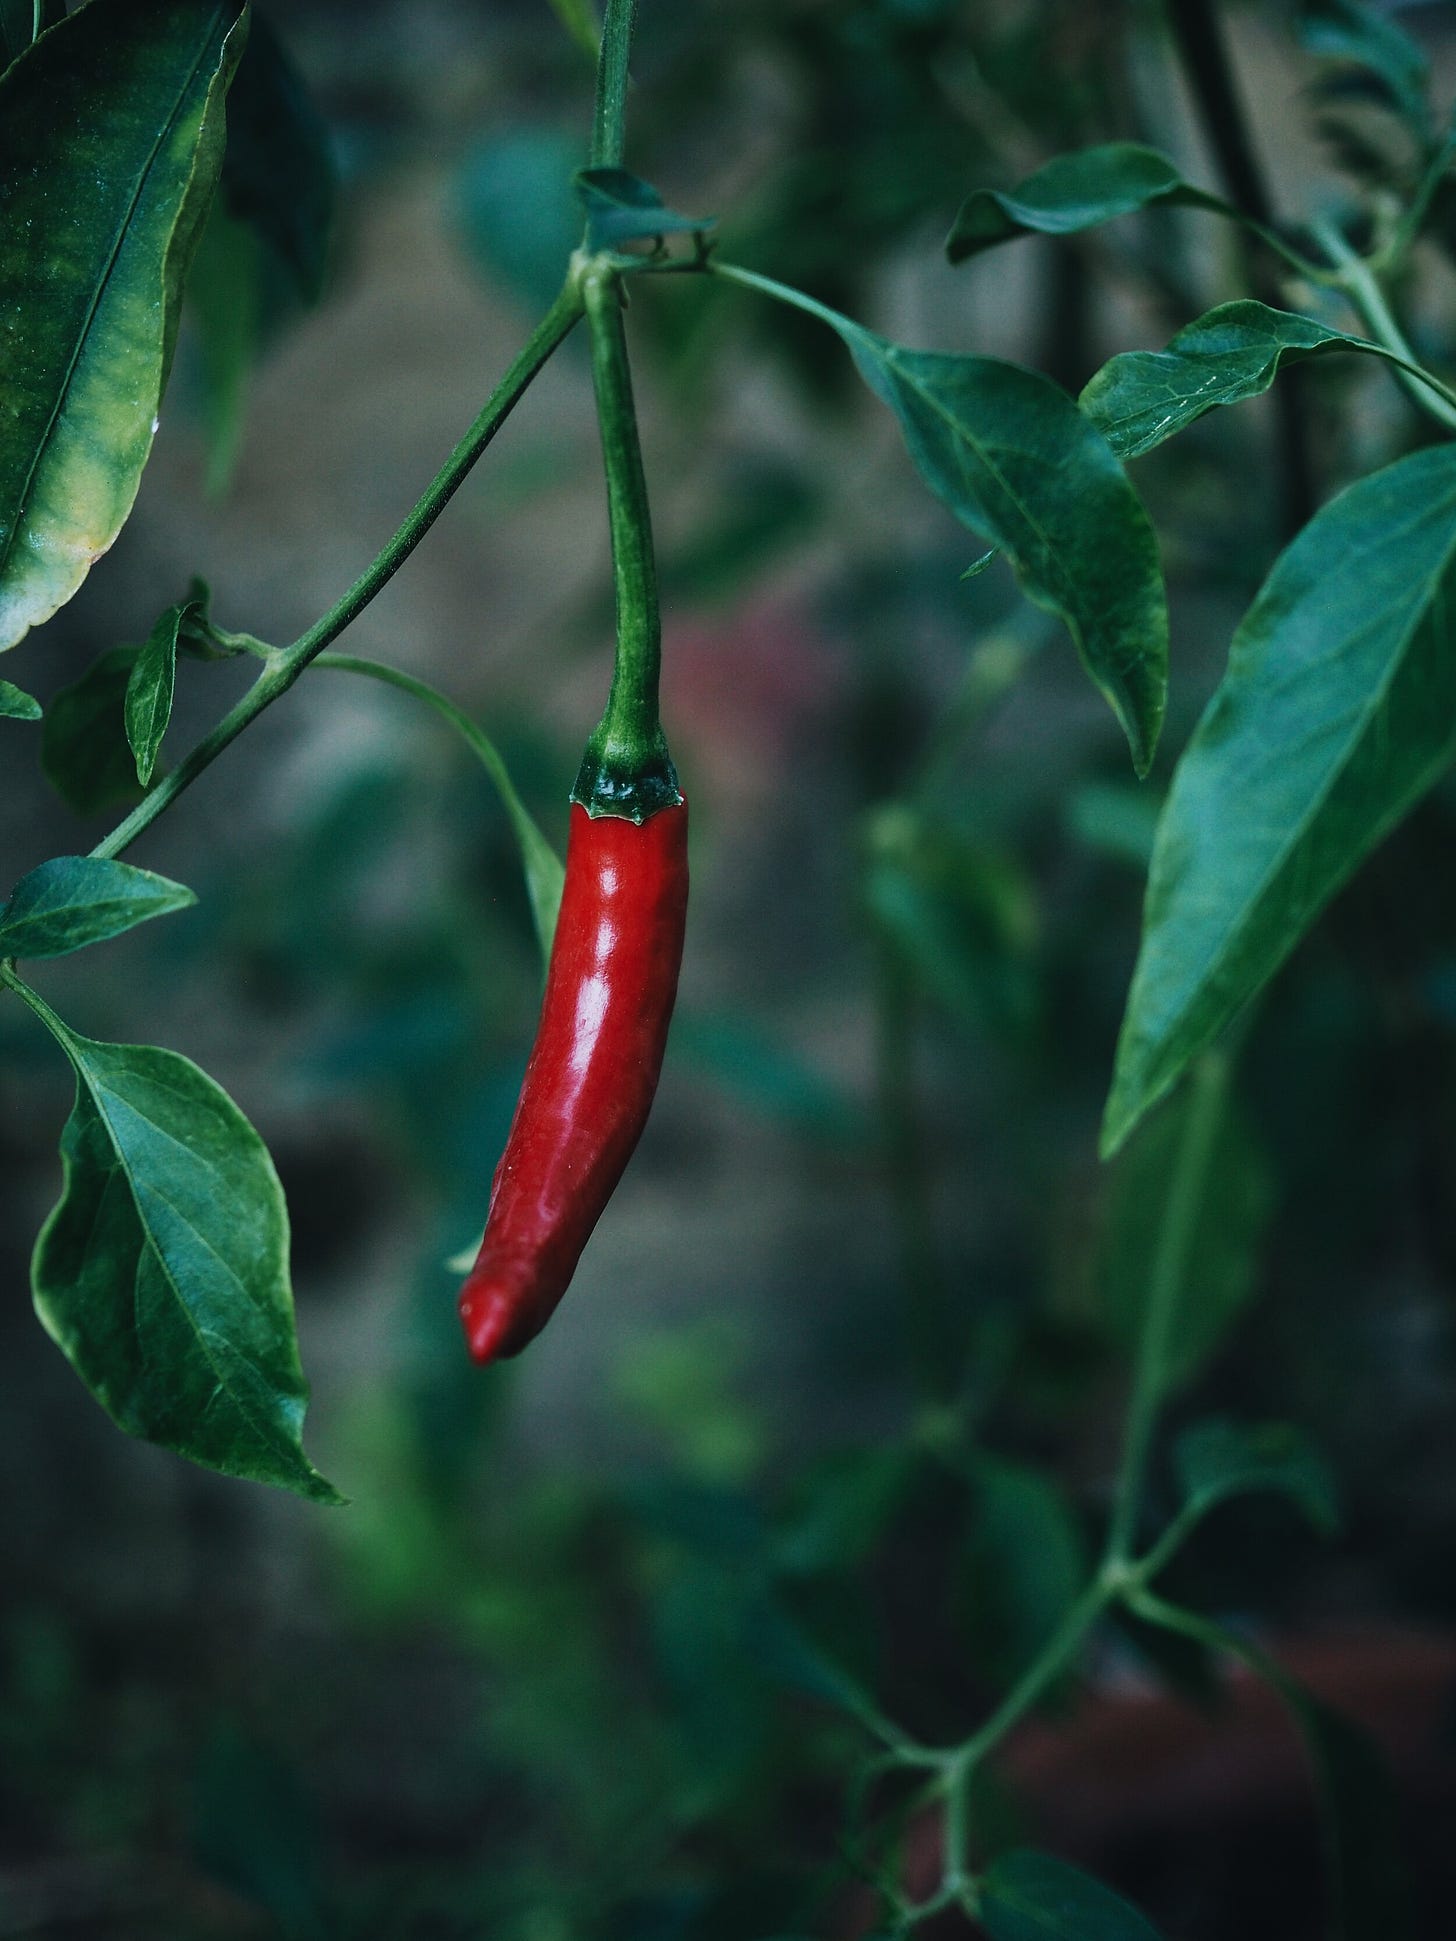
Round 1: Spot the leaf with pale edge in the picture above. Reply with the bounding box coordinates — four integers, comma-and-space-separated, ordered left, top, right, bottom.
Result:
843, 328, 1166, 774
1082, 301, 1412, 461
1104, 445, 1456, 1153
1175, 1418, 1339, 1537
573, 166, 715, 252
17, 984, 339, 1501
125, 598, 200, 785
980, 1849, 1166, 1941
947, 143, 1234, 263
0, 856, 195, 960
0, 676, 39, 718
0, 0, 248, 649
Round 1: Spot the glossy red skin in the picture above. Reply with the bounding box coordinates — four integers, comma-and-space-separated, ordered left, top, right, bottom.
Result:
459, 797, 689, 1363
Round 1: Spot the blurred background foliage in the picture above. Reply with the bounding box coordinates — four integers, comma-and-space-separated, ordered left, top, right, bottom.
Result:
3, 0, 1456, 1935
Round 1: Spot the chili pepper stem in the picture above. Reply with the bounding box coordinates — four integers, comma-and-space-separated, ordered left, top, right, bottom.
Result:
571, 258, 680, 822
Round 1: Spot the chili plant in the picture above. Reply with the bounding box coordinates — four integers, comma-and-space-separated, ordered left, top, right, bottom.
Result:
1, 0, 1454, 1934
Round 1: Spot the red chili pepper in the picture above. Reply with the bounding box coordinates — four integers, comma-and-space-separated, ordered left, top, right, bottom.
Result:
458, 795, 688, 1363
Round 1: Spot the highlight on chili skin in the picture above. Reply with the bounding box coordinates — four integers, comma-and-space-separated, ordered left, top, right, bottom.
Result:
458, 793, 689, 1364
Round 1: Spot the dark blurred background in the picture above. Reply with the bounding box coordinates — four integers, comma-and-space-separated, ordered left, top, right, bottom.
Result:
3, 1, 1456, 1935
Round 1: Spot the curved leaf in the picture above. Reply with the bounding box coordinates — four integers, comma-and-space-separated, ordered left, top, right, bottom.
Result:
980, 1850, 1166, 1941
1081, 301, 1412, 460
11, 974, 338, 1500
0, 0, 249, 650
1175, 1418, 1339, 1537
1104, 446, 1456, 1152
125, 597, 201, 784
574, 166, 715, 252
0, 676, 40, 719
0, 855, 195, 959
40, 645, 145, 815
846, 332, 1167, 773
946, 143, 1233, 263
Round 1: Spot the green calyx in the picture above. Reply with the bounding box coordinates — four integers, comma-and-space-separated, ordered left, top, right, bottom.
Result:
572, 258, 681, 822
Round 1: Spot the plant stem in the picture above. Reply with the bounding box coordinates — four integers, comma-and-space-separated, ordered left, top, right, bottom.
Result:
1164, 0, 1315, 531
590, 0, 637, 168
91, 282, 583, 865
1105, 1050, 1228, 1566
571, 264, 678, 818
1315, 220, 1456, 436
313, 654, 564, 960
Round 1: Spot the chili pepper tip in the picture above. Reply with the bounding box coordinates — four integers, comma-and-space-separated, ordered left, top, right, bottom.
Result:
459, 1282, 516, 1365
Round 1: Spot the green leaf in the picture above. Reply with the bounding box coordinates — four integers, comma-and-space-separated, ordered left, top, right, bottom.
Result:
41, 645, 146, 815
1101, 1082, 1272, 1392
453, 131, 584, 314
217, 9, 335, 306
11, 975, 339, 1501
980, 1850, 1166, 1941
961, 1458, 1087, 1684
125, 598, 199, 785
1299, 0, 1429, 132
0, 856, 195, 959
845, 332, 1167, 773
0, 676, 40, 719
1065, 781, 1162, 869
1175, 1418, 1339, 1537
1103, 445, 1456, 1153
573, 166, 715, 252
544, 0, 597, 59
0, 0, 64, 69
946, 143, 1234, 264
187, 203, 264, 494
1081, 301, 1417, 461
0, 0, 248, 650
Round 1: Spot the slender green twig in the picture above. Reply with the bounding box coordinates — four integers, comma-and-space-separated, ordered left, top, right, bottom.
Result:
90, 282, 583, 866
1315, 219, 1456, 435
590, 0, 637, 168
1105, 1050, 1228, 1566
312, 654, 564, 959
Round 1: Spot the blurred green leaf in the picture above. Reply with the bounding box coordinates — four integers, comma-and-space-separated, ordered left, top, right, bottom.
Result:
0, 856, 195, 960
1081, 301, 1419, 461
1065, 781, 1162, 869
748, 1599, 897, 1743
219, 9, 336, 305
1174, 1418, 1339, 1537
1101, 1082, 1272, 1392
545, 0, 598, 59
672, 1009, 870, 1145
574, 166, 715, 251
125, 597, 200, 785
187, 204, 265, 494
1104, 445, 1456, 1153
40, 645, 144, 815
191, 1723, 329, 1941
980, 1849, 1166, 1941
453, 130, 584, 312
1299, 0, 1429, 131
946, 143, 1232, 263
844, 333, 1167, 774
0, 677, 40, 719
12, 975, 339, 1501
773, 1446, 918, 1576
0, 0, 247, 649
960, 1457, 1087, 1685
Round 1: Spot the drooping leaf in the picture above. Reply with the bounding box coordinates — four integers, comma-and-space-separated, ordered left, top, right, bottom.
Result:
573, 166, 715, 252
1081, 301, 1420, 460
1103, 445, 1456, 1153
980, 1849, 1167, 1941
125, 597, 200, 785
1174, 1418, 1339, 1538
1299, 0, 1429, 132
187, 203, 264, 493
217, 8, 335, 305
0, 0, 65, 69
0, 856, 195, 959
946, 143, 1234, 263
0, 676, 40, 719
844, 331, 1167, 773
1101, 1080, 1272, 1391
40, 645, 145, 815
13, 976, 339, 1500
0, 0, 249, 650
